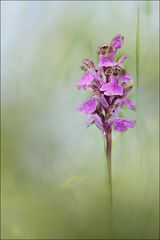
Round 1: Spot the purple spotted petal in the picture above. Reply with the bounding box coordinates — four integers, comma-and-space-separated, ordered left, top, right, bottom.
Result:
117, 54, 129, 64
77, 98, 97, 115
114, 119, 128, 132
100, 78, 123, 96
121, 98, 136, 110
113, 118, 136, 132
111, 34, 124, 49
87, 114, 105, 133
99, 51, 116, 67
120, 73, 133, 82
99, 56, 112, 66
123, 119, 136, 128
99, 59, 115, 67
76, 71, 94, 89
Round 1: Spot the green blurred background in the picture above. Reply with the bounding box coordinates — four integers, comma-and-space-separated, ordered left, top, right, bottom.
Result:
1, 1, 159, 239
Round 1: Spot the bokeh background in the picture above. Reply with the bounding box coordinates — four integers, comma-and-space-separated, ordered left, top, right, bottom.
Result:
1, 1, 159, 239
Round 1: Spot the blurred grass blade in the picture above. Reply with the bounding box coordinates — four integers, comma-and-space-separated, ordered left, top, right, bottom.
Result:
136, 8, 140, 93
145, 0, 151, 16
136, 7, 142, 169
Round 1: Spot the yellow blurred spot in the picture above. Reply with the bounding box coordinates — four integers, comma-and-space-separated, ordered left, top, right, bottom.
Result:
74, 189, 82, 201
59, 175, 87, 189
10, 224, 22, 237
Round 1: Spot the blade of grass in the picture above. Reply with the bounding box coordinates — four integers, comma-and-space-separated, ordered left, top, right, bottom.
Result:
145, 0, 151, 16
136, 7, 140, 95
135, 7, 143, 174
136, 10, 144, 231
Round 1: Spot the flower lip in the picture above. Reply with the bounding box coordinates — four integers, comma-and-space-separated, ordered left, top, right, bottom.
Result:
113, 118, 136, 132
76, 71, 94, 89
100, 77, 123, 96
98, 51, 116, 67
77, 98, 97, 115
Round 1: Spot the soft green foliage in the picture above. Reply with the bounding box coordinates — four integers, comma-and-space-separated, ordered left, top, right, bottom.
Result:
1, 1, 159, 239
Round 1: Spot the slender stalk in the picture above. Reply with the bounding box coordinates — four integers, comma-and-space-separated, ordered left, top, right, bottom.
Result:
106, 126, 112, 205
145, 0, 151, 16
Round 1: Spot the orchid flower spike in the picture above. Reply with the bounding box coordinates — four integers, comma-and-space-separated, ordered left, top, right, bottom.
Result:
76, 34, 136, 134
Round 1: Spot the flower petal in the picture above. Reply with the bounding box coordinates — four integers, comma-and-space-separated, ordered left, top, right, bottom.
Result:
121, 98, 136, 110
99, 59, 115, 67
123, 119, 136, 128
120, 73, 133, 82
87, 114, 105, 133
114, 119, 128, 132
99, 51, 116, 67
99, 96, 109, 109
76, 71, 94, 89
77, 98, 97, 115
113, 118, 136, 132
111, 34, 124, 49
114, 105, 121, 117
100, 78, 123, 96
88, 69, 104, 85
117, 54, 129, 64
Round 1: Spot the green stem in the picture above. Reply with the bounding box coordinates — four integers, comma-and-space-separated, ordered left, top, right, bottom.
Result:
106, 126, 112, 205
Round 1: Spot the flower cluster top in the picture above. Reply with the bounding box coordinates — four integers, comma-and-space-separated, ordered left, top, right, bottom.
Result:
76, 34, 136, 134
